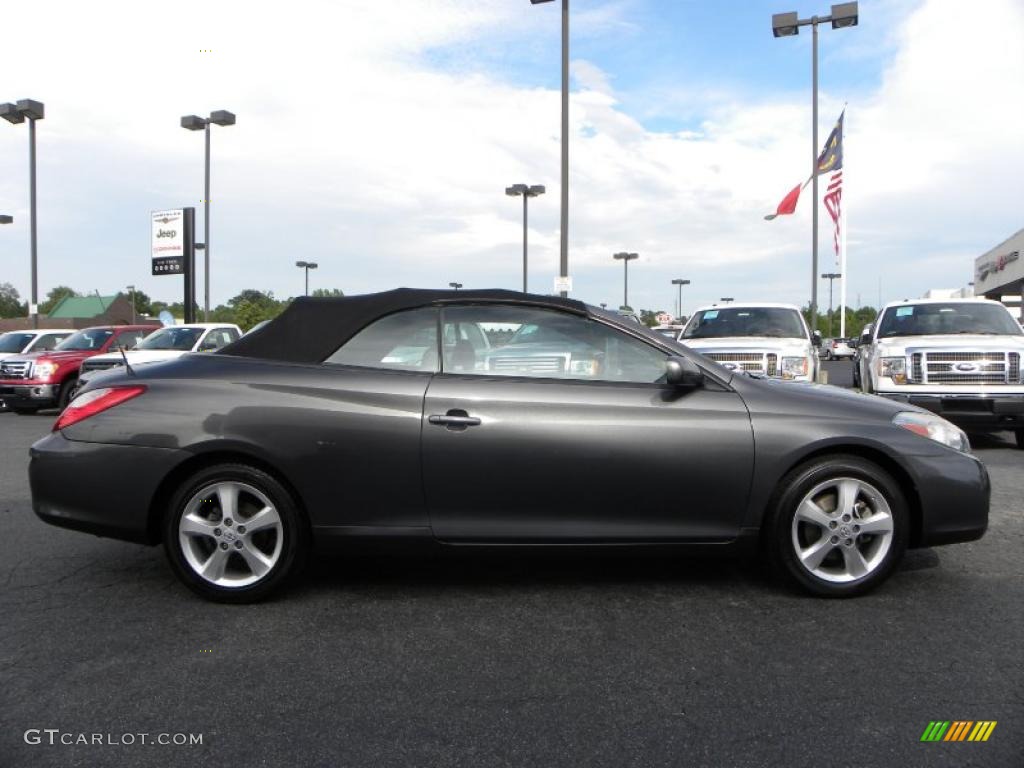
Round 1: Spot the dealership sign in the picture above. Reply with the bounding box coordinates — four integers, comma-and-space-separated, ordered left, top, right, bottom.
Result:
151, 209, 185, 275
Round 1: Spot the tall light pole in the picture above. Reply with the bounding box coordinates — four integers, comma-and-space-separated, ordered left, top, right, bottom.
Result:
1, 99, 45, 328
505, 184, 546, 292
771, 2, 858, 334
530, 0, 569, 297
127, 284, 137, 324
449, 282, 463, 291
671, 278, 691, 321
295, 261, 318, 296
613, 252, 638, 309
181, 109, 236, 321
822, 272, 841, 337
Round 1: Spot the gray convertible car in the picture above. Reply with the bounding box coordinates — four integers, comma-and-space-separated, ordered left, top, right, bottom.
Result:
29, 289, 988, 602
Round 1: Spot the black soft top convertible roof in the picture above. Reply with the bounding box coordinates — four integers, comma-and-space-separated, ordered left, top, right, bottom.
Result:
219, 288, 589, 363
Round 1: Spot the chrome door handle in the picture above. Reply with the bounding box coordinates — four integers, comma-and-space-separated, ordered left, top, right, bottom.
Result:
428, 410, 481, 429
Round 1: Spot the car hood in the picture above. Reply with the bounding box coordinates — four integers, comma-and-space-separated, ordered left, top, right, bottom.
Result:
738, 375, 917, 421
486, 343, 579, 356
874, 334, 1024, 350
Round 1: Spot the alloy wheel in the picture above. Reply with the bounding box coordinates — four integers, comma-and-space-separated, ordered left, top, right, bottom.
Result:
178, 481, 284, 587
790, 476, 895, 583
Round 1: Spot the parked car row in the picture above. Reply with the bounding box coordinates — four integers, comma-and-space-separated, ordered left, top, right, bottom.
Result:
0, 323, 241, 414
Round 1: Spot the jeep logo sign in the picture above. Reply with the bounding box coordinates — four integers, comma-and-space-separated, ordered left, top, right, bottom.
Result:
151, 209, 184, 259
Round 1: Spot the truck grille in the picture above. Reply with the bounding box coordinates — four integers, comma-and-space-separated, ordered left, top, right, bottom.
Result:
81, 360, 122, 374
704, 352, 777, 376
488, 355, 567, 375
0, 361, 31, 379
912, 350, 1020, 385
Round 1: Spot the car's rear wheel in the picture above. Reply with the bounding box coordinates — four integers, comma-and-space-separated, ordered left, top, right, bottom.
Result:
766, 455, 908, 597
163, 463, 309, 603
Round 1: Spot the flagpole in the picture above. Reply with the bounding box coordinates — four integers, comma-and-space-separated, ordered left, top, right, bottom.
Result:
839, 107, 848, 339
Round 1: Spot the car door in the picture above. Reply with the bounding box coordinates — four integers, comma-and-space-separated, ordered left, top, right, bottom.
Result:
422, 304, 754, 542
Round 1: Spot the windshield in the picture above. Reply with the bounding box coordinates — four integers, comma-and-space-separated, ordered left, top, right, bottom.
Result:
877, 303, 1023, 338
136, 327, 204, 350
55, 329, 114, 351
0, 333, 35, 353
682, 307, 806, 339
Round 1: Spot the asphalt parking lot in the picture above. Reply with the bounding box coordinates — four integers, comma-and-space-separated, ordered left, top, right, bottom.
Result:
2, 360, 1022, 768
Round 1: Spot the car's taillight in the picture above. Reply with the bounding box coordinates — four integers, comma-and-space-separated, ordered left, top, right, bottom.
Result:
54, 386, 146, 431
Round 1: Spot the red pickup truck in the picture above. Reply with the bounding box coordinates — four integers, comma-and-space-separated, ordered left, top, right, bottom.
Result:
0, 324, 157, 414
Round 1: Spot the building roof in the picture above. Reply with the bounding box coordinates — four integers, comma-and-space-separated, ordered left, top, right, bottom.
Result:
47, 295, 120, 319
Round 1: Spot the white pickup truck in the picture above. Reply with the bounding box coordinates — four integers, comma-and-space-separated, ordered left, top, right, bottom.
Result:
858, 298, 1024, 447
679, 302, 821, 382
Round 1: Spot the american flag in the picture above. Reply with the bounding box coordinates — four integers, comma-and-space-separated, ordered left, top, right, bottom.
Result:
823, 170, 843, 260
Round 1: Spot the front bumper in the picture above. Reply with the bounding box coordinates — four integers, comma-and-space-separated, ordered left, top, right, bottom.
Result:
907, 447, 990, 547
29, 431, 186, 544
0, 382, 57, 406
877, 392, 1024, 431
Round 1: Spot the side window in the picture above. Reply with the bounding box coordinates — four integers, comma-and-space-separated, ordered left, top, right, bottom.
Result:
33, 333, 65, 351
114, 331, 145, 350
324, 308, 439, 372
441, 306, 668, 383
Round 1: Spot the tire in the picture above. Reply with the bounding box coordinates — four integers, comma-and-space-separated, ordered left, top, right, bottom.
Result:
56, 378, 76, 410
11, 405, 40, 415
1015, 430, 1024, 450
163, 463, 309, 603
765, 455, 909, 597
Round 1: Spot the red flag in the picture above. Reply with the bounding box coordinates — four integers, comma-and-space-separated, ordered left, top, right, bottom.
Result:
764, 183, 802, 220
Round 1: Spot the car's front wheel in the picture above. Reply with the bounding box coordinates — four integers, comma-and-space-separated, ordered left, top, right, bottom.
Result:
766, 455, 908, 597
163, 463, 309, 602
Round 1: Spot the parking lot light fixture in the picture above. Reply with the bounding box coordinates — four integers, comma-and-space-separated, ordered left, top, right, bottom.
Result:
771, 3, 858, 335
671, 278, 691, 321
720, 297, 734, 304
295, 261, 318, 296
0, 215, 12, 224
3, 98, 45, 329
181, 109, 236, 320
449, 282, 463, 291
612, 252, 639, 309
506, 183, 546, 292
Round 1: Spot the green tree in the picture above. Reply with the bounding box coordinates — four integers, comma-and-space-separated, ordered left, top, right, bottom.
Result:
40, 285, 78, 315
0, 282, 27, 318
311, 288, 345, 298
233, 298, 286, 331
122, 289, 152, 316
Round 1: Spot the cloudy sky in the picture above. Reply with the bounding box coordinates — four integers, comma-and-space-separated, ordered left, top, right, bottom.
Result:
1, 0, 1022, 316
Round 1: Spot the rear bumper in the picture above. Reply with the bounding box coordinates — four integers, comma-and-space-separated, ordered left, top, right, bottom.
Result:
29, 431, 185, 544
877, 392, 1024, 431
0, 382, 57, 406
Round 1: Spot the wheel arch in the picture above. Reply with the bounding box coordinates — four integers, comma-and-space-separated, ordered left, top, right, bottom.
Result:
146, 445, 310, 545
761, 443, 924, 548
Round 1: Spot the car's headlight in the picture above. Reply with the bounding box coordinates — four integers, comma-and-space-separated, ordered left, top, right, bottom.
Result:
880, 356, 907, 384
893, 411, 970, 452
34, 361, 59, 381
781, 356, 808, 378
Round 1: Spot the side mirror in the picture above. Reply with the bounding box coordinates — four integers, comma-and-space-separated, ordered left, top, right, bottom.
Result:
859, 330, 872, 347
665, 355, 704, 389
811, 330, 823, 348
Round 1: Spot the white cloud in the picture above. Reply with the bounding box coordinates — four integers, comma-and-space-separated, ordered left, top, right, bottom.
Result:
0, 0, 1020, 317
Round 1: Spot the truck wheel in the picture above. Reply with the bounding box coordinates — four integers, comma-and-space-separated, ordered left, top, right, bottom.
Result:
57, 379, 77, 410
